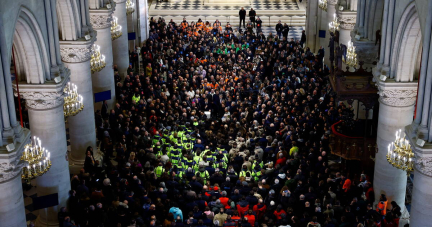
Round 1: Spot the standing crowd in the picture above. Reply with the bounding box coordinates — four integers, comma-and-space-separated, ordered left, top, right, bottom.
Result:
61, 16, 404, 227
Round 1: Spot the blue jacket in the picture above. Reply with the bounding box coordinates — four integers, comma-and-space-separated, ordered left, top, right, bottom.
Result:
169, 207, 183, 221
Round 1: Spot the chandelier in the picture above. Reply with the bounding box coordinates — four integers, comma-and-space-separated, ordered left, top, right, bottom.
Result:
387, 129, 414, 175
319, 0, 327, 11
90, 44, 106, 73
343, 41, 358, 68
111, 16, 122, 40
63, 82, 84, 118
21, 136, 52, 181
126, 0, 135, 15
329, 14, 340, 33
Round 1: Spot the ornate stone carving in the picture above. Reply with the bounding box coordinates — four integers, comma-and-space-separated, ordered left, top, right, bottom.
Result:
0, 161, 23, 183
60, 46, 92, 63
340, 22, 355, 30
378, 88, 417, 107
25, 98, 65, 110
113, 0, 127, 3
415, 157, 432, 177
339, 16, 357, 24
328, 0, 338, 5
90, 14, 113, 29
17, 91, 65, 110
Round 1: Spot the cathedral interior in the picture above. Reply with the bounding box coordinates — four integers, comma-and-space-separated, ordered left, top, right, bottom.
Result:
0, 0, 431, 226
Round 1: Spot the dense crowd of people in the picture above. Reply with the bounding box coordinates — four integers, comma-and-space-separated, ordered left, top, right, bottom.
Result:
61, 16, 404, 227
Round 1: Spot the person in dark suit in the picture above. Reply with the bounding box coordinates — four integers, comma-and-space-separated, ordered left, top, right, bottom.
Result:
282, 23, 289, 39
239, 7, 246, 28
275, 21, 283, 38
249, 8, 256, 28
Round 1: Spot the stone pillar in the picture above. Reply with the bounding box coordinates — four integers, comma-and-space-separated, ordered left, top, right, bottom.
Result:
90, 7, 116, 111
112, 0, 129, 78
138, 0, 149, 41
19, 76, 71, 227
59, 33, 97, 169
127, 0, 137, 52
306, 0, 318, 53
0, 168, 27, 227
0, 129, 30, 227
383, 0, 394, 69
409, 157, 432, 226
325, 0, 337, 67
373, 79, 418, 213
358, 0, 365, 36
338, 14, 356, 45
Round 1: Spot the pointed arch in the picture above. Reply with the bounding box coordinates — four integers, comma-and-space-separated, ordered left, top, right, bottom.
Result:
13, 7, 50, 84
390, 2, 422, 82
57, 0, 82, 40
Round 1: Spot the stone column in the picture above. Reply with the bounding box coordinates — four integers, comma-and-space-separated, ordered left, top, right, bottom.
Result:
59, 33, 97, 169
0, 129, 30, 227
383, 0, 394, 69
19, 76, 71, 227
306, 0, 318, 53
90, 7, 116, 111
138, 0, 149, 41
358, 0, 365, 36
112, 0, 129, 78
127, 0, 137, 52
339, 14, 356, 45
373, 79, 418, 213
408, 156, 432, 226
325, 0, 337, 67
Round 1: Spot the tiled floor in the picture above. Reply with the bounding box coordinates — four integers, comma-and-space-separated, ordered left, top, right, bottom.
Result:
154, 0, 299, 10
23, 179, 38, 223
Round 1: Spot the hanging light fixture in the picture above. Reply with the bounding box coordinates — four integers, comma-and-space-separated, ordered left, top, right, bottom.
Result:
21, 136, 51, 181
90, 44, 106, 73
63, 82, 84, 118
319, 0, 328, 11
344, 41, 358, 68
387, 129, 415, 175
126, 0, 135, 15
328, 13, 340, 33
111, 16, 123, 40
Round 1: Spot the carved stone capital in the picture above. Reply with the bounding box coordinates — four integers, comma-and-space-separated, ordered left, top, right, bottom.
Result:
60, 46, 92, 63
415, 156, 432, 177
14, 76, 70, 110
25, 97, 65, 110
113, 0, 127, 3
328, 0, 338, 5
378, 88, 417, 107
375, 80, 418, 107
90, 12, 113, 29
340, 22, 355, 30
59, 33, 96, 63
19, 91, 65, 110
0, 129, 31, 183
0, 161, 24, 183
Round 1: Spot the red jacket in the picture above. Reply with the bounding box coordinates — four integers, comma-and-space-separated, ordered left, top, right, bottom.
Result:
244, 214, 255, 226
273, 209, 287, 220
253, 203, 267, 220
236, 204, 249, 217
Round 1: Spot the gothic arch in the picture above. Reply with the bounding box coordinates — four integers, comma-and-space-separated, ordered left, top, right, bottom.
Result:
390, 2, 422, 82
12, 7, 50, 84
57, 0, 82, 40
366, 0, 384, 41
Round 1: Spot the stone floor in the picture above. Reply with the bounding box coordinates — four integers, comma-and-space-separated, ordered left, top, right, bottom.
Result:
153, 0, 299, 11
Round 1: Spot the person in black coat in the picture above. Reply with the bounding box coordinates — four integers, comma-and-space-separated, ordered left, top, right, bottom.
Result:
275, 21, 283, 38
301, 30, 306, 46
239, 7, 246, 28
282, 23, 289, 39
249, 8, 256, 28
